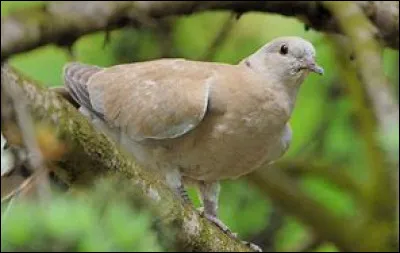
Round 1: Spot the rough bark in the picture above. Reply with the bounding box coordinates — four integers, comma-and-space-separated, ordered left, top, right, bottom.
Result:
1, 1, 399, 62
0, 64, 255, 252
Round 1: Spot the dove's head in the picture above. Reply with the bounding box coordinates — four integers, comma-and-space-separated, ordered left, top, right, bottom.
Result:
245, 36, 323, 86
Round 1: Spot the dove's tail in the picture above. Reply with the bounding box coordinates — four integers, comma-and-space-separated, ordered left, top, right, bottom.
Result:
63, 62, 103, 117
63, 62, 102, 109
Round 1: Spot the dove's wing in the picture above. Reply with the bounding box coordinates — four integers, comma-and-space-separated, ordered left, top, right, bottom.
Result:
64, 59, 215, 141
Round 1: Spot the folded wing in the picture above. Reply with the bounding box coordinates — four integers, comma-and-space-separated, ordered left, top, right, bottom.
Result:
64, 59, 215, 141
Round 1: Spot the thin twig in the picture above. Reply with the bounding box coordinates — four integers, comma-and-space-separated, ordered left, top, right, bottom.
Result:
1, 191, 17, 227
1, 175, 35, 203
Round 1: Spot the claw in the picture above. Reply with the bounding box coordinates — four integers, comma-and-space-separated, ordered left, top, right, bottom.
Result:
196, 208, 262, 252
198, 211, 237, 237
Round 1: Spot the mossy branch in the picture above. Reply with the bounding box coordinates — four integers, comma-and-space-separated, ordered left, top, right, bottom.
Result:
0, 64, 255, 252
1, 1, 398, 62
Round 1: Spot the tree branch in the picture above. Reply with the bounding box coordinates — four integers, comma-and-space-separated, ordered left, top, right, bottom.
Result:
1, 1, 398, 62
274, 159, 365, 201
0, 64, 255, 252
324, 2, 398, 241
327, 37, 398, 252
247, 165, 397, 252
325, 1, 399, 152
1, 70, 52, 202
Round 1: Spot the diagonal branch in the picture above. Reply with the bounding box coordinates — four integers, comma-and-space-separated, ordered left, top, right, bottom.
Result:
0, 64, 255, 252
324, 1, 399, 149
324, 2, 398, 239
328, 36, 398, 252
275, 159, 364, 201
1, 1, 398, 62
247, 165, 396, 252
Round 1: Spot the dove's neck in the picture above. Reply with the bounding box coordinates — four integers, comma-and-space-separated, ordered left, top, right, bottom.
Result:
241, 57, 304, 113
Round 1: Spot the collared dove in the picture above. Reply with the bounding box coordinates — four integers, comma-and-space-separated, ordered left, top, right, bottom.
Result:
61, 36, 323, 247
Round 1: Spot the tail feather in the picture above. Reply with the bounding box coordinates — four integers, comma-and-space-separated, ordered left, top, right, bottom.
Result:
63, 62, 103, 117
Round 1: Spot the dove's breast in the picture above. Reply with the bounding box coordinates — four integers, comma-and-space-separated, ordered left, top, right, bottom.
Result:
176, 86, 292, 181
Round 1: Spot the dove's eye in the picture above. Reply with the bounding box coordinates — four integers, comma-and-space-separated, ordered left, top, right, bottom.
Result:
280, 44, 288, 55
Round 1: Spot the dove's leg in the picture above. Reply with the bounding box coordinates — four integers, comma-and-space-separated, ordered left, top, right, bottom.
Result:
165, 169, 192, 204
198, 181, 232, 233
198, 181, 263, 252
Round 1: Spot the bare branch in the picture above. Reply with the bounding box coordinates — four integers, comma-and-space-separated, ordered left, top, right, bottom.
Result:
1, 1, 398, 62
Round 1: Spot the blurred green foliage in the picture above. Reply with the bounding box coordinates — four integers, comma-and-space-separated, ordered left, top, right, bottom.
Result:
1, 1, 398, 252
1, 179, 176, 252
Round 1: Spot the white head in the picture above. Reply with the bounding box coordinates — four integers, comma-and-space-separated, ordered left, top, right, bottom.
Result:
244, 36, 324, 87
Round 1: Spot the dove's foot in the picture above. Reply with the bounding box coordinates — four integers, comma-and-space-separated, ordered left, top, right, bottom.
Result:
198, 207, 235, 235
197, 208, 262, 252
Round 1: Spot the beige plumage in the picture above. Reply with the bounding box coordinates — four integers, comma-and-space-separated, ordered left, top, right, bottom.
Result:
61, 36, 323, 245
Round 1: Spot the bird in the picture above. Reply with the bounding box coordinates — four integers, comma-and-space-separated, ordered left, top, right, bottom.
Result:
60, 36, 323, 248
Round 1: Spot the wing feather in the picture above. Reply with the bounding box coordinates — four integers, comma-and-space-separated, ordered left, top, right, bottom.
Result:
71, 59, 215, 141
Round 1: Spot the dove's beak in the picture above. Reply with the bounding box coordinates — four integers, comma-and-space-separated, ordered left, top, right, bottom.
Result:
304, 57, 324, 75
